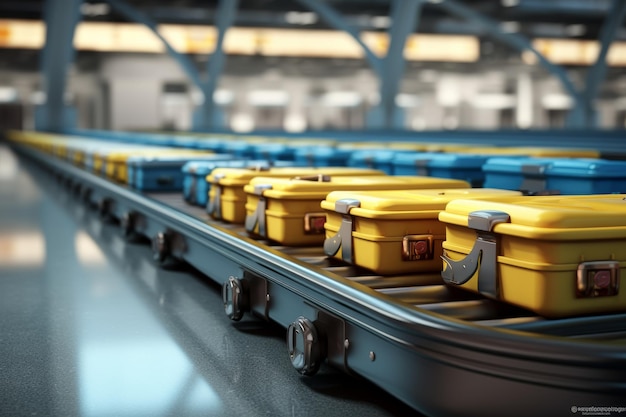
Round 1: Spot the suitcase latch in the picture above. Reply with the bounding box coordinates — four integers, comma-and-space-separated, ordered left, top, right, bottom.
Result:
207, 173, 225, 219
520, 164, 547, 195
576, 261, 620, 298
323, 199, 361, 263
414, 159, 429, 176
188, 175, 197, 204
441, 210, 510, 298
304, 212, 327, 234
292, 174, 331, 182
246, 165, 270, 172
245, 184, 274, 237
402, 235, 434, 261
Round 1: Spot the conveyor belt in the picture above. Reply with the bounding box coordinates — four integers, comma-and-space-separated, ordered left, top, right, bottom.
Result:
13, 143, 626, 417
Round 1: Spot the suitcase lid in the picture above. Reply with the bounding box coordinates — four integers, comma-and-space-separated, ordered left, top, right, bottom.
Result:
482, 157, 558, 174
545, 158, 626, 178
127, 153, 230, 168
426, 153, 492, 168
392, 152, 495, 168
252, 143, 295, 158
245, 176, 471, 199
182, 159, 270, 175
439, 194, 626, 239
321, 188, 521, 218
506, 147, 600, 158
208, 167, 385, 185
294, 146, 352, 159
349, 149, 400, 164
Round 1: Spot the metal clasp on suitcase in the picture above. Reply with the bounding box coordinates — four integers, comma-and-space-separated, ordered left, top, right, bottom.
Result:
441, 210, 510, 299
291, 174, 331, 182
245, 184, 273, 237
414, 159, 429, 176
304, 212, 327, 234
323, 199, 361, 263
188, 175, 197, 203
246, 165, 270, 172
402, 235, 434, 261
576, 261, 620, 298
207, 173, 225, 219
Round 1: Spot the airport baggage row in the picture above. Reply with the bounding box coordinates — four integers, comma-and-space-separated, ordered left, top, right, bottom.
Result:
4, 129, 626, 416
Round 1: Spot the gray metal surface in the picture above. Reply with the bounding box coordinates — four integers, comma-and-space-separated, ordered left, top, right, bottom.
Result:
0, 144, 416, 417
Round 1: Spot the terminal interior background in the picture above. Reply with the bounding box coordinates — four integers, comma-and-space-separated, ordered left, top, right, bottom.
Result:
0, 0, 625, 134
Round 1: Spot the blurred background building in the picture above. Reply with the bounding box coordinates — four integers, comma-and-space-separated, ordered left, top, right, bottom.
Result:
0, 0, 625, 133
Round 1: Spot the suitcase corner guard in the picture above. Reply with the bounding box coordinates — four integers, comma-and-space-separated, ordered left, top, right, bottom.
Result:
441, 210, 510, 298
323, 199, 361, 263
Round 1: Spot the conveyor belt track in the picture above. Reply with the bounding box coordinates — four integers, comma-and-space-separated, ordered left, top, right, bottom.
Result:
12, 143, 626, 417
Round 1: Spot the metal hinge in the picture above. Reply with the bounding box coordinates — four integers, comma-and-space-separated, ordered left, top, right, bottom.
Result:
323, 198, 361, 263
441, 210, 510, 298
244, 184, 273, 237
207, 173, 225, 219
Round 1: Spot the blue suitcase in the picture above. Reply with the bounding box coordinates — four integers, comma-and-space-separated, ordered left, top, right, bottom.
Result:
347, 149, 403, 174
393, 152, 492, 187
252, 143, 295, 162
545, 158, 626, 194
293, 146, 353, 167
482, 157, 558, 194
182, 159, 298, 206
129, 154, 236, 192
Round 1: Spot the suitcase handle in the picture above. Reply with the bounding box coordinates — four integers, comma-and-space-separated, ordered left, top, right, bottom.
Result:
157, 176, 174, 186
291, 174, 331, 182
441, 210, 510, 298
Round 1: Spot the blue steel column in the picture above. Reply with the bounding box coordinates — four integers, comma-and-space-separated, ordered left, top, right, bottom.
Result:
105, 0, 205, 91
568, 0, 626, 127
435, 0, 581, 108
295, 0, 383, 76
374, 0, 423, 129
198, 0, 240, 131
39, 0, 84, 132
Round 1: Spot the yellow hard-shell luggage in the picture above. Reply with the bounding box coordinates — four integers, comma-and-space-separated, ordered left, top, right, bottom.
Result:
244, 176, 472, 246
439, 194, 626, 317
207, 167, 386, 224
322, 188, 521, 275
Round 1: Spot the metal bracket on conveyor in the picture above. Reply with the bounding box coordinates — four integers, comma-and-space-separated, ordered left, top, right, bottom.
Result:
520, 164, 547, 195
414, 158, 429, 176
323, 199, 361, 263
207, 173, 225, 219
245, 184, 273, 237
441, 210, 510, 299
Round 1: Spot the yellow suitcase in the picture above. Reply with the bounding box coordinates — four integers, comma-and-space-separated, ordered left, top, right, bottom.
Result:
207, 167, 386, 224
438, 194, 626, 317
321, 188, 521, 274
244, 176, 472, 246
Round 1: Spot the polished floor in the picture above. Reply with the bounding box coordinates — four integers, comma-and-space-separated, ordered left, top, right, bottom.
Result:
0, 144, 420, 417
